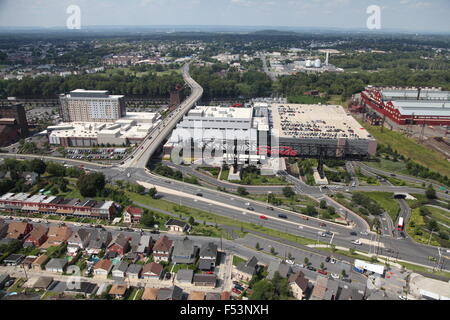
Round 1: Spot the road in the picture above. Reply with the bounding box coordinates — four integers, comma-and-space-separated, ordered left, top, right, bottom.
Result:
0, 62, 449, 273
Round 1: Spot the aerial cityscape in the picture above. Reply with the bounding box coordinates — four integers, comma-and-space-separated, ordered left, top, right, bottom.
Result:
0, 0, 449, 307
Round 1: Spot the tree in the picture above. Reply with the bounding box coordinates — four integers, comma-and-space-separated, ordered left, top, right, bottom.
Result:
304, 257, 309, 265
425, 184, 437, 200
28, 159, 46, 175
148, 187, 157, 199
319, 200, 327, 209
282, 186, 295, 198
140, 211, 156, 228
255, 242, 260, 250
237, 186, 248, 196
427, 219, 439, 232
349, 248, 356, 255
46, 162, 66, 177
341, 269, 347, 278
188, 216, 195, 226
270, 247, 276, 255
320, 262, 325, 270
77, 172, 106, 197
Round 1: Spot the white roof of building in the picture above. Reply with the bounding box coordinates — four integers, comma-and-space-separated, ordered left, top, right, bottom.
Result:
391, 100, 450, 116
354, 259, 385, 275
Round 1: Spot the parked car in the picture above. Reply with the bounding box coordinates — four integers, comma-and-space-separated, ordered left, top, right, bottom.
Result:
341, 277, 352, 283
317, 269, 328, 275
232, 288, 242, 295
325, 256, 331, 263
330, 258, 337, 264
398, 295, 407, 300
307, 266, 316, 272
330, 273, 340, 279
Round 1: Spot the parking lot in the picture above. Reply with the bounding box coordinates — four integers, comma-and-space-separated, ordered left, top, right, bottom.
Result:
65, 148, 130, 161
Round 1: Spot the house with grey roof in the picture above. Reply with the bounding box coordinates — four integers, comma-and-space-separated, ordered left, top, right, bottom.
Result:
166, 219, 190, 233
67, 228, 91, 254
136, 235, 153, 256
198, 242, 218, 271
176, 269, 194, 284
235, 256, 259, 281
171, 237, 198, 264
112, 260, 129, 279
126, 264, 142, 279
193, 274, 217, 288
86, 229, 112, 255
338, 286, 365, 300
157, 285, 183, 300
267, 260, 293, 280
45, 258, 68, 273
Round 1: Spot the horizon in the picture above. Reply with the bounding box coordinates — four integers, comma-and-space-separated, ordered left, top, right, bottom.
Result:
0, 0, 449, 34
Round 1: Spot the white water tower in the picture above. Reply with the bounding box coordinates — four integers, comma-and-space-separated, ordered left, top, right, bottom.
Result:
305, 60, 312, 67
314, 59, 321, 68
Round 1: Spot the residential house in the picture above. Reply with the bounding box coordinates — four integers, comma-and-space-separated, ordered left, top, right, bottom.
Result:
4, 254, 25, 266
45, 258, 67, 273
198, 242, 218, 271
112, 261, 129, 279
64, 282, 98, 297
24, 225, 48, 247
93, 259, 113, 278
267, 260, 293, 280
0, 219, 7, 239
171, 237, 198, 264
123, 252, 139, 264
123, 206, 143, 223
152, 235, 173, 262
6, 221, 33, 240
86, 229, 112, 255
176, 269, 194, 284
165, 219, 190, 233
156, 285, 183, 300
126, 264, 142, 279
41, 225, 72, 249
32, 254, 49, 271
24, 276, 54, 290
107, 233, 130, 256
310, 276, 340, 300
235, 256, 259, 282
22, 256, 37, 269
188, 291, 205, 300
142, 262, 163, 279
193, 274, 217, 288
142, 287, 159, 300
135, 235, 153, 258
288, 271, 309, 300
338, 286, 365, 300
109, 284, 128, 299
67, 228, 91, 254
205, 292, 221, 300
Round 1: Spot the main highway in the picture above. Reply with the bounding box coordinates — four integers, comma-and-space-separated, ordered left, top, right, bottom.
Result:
0, 61, 449, 272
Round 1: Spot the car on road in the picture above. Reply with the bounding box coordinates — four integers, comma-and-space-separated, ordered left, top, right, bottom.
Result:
330, 258, 337, 264
247, 207, 255, 211
330, 273, 340, 279
350, 231, 358, 236
196, 193, 203, 197
360, 231, 368, 236
319, 222, 327, 227
317, 269, 328, 275
351, 240, 362, 245
267, 207, 274, 211
319, 232, 327, 237
325, 256, 331, 262
232, 288, 242, 295
278, 214, 288, 219
301, 216, 309, 220
259, 215, 268, 220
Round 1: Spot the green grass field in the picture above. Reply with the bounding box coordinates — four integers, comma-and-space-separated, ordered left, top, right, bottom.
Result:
425, 206, 450, 231
406, 207, 441, 247
361, 192, 401, 222
359, 122, 450, 177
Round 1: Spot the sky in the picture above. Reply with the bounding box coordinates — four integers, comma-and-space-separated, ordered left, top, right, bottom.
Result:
0, 0, 449, 33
